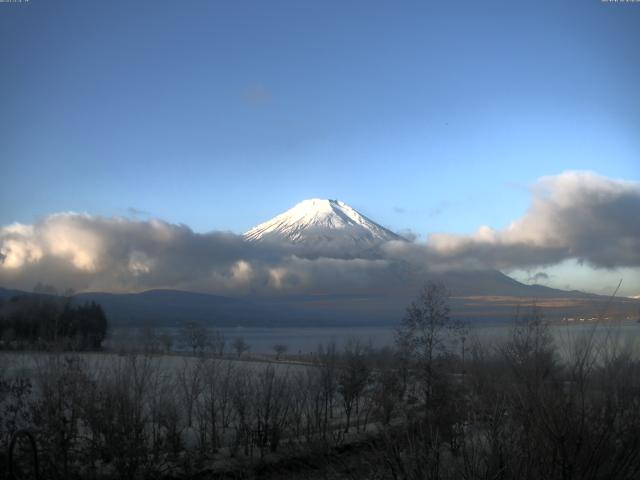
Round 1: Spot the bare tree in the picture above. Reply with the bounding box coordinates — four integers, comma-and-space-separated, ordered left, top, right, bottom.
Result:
200, 359, 235, 452
232, 337, 250, 358
288, 370, 309, 438
338, 339, 370, 432
210, 330, 226, 357
252, 365, 292, 455
272, 343, 288, 360
396, 281, 462, 407
177, 359, 204, 428
373, 364, 404, 426
501, 304, 556, 387
230, 367, 253, 456
180, 322, 208, 355
139, 324, 160, 354
158, 333, 173, 353
31, 355, 90, 478
317, 342, 338, 439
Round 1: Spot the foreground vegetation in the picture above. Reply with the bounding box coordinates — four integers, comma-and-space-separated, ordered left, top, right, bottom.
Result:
1, 282, 640, 479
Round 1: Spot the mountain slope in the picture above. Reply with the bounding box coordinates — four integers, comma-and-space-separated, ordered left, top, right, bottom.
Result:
244, 199, 404, 247
73, 289, 391, 327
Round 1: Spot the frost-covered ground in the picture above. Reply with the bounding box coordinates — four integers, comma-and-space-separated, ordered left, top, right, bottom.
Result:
0, 351, 307, 379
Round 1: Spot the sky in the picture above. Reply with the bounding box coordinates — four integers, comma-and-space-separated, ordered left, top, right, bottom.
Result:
1, 1, 639, 297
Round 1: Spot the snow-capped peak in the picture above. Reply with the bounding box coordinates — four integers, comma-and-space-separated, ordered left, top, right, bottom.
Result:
244, 199, 404, 246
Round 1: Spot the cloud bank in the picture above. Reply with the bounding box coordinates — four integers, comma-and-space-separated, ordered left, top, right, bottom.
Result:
0, 213, 398, 295
1, 172, 638, 295
419, 172, 640, 270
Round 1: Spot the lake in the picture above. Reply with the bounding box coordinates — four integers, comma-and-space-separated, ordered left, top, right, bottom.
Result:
107, 320, 640, 356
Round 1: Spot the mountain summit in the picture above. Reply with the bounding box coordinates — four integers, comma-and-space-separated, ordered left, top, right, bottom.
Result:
244, 198, 404, 247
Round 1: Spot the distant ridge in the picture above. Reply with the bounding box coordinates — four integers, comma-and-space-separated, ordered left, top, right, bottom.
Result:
2, 285, 638, 328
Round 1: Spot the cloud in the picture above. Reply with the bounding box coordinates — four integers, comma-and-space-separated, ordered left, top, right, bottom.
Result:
0, 213, 403, 295
530, 272, 550, 283
0, 172, 638, 296
0, 214, 248, 293
396, 229, 419, 242
423, 171, 640, 270
127, 207, 150, 217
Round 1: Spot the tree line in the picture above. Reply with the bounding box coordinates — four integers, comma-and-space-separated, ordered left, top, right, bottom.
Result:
0, 293, 108, 351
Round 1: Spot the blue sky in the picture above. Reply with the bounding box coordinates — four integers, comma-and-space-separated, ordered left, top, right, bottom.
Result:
1, 0, 638, 238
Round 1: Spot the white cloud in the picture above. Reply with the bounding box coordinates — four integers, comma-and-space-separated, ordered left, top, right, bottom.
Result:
127, 251, 155, 276
0, 224, 44, 269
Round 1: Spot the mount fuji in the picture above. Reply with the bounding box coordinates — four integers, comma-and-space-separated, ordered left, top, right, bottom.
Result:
244, 198, 405, 248
3, 199, 634, 328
